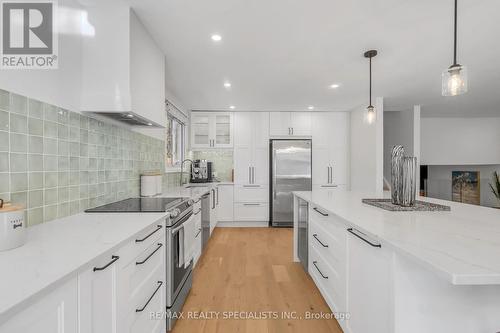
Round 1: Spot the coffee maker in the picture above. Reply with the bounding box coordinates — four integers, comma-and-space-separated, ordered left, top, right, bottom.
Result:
191, 160, 213, 183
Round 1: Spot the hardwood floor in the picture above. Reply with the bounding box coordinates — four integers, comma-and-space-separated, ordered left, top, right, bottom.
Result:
172, 227, 343, 333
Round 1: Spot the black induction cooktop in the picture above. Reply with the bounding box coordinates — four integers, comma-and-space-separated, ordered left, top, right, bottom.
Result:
85, 197, 183, 213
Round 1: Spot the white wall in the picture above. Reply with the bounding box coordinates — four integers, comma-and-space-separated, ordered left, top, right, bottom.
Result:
427, 165, 500, 208
350, 97, 384, 194
383, 110, 414, 184
421, 117, 500, 165
0, 0, 84, 112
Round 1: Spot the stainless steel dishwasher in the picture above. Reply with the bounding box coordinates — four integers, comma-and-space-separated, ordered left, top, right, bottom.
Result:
297, 197, 309, 271
200, 192, 211, 250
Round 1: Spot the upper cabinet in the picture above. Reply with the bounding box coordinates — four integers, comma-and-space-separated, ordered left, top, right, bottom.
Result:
81, 5, 166, 127
190, 112, 234, 149
269, 112, 311, 137
311, 112, 349, 187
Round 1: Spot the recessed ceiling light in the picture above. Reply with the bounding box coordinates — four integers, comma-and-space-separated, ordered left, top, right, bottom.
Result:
147, 122, 153, 126
229, 105, 235, 110
308, 106, 314, 110
224, 82, 231, 88
330, 84, 340, 89
126, 114, 134, 118
211, 34, 222, 42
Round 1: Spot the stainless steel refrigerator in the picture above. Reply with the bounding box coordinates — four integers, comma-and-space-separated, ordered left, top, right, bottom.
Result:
270, 140, 312, 227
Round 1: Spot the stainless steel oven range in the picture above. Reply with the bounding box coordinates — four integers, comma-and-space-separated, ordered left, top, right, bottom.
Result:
165, 199, 194, 331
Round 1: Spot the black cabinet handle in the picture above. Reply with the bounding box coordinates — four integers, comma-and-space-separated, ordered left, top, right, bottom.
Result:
212, 189, 216, 209
313, 234, 329, 248
194, 208, 201, 215
312, 261, 328, 279
136, 281, 163, 312
216, 187, 219, 205
136, 243, 163, 265
313, 207, 329, 216
93, 255, 119, 272
347, 228, 381, 248
195, 228, 202, 238
135, 225, 162, 243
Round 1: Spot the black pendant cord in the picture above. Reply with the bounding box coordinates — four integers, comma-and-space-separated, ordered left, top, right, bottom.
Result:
369, 56, 372, 106
453, 0, 458, 66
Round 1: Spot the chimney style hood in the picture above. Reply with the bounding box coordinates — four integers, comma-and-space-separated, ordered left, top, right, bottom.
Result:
80, 2, 166, 128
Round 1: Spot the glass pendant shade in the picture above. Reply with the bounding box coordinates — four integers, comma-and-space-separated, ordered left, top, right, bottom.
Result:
442, 64, 468, 96
366, 105, 376, 124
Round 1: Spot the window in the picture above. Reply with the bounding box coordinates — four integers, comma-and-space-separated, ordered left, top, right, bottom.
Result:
165, 101, 187, 170
171, 117, 185, 166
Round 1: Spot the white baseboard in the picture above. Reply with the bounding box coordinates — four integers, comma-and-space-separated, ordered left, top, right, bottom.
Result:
216, 221, 269, 227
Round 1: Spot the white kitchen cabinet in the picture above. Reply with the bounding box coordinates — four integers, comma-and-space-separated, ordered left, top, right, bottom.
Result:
190, 112, 233, 149
233, 112, 269, 186
79, 253, 124, 333
217, 185, 234, 222
269, 112, 311, 137
312, 112, 348, 186
0, 278, 78, 333
233, 112, 270, 224
346, 227, 393, 333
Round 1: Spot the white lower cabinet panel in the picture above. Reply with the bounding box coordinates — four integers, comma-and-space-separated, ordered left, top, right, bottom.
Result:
346, 228, 393, 333
233, 202, 269, 221
309, 246, 346, 314
233, 185, 269, 202
126, 266, 165, 333
217, 185, 234, 222
0, 277, 78, 333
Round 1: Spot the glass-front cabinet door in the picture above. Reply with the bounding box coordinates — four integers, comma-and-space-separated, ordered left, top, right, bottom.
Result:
190, 112, 233, 149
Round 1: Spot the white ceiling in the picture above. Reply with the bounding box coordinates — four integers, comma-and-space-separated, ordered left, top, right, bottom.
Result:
125, 0, 500, 117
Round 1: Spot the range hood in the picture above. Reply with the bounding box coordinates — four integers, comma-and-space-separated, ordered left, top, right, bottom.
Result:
80, 4, 166, 129
90, 111, 162, 127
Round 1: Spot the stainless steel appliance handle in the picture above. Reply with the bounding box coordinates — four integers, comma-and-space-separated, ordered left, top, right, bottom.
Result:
312, 234, 329, 248
291, 127, 294, 135
212, 189, 216, 209
172, 212, 193, 234
216, 187, 219, 205
312, 261, 328, 279
320, 185, 338, 188
272, 149, 277, 199
347, 228, 381, 248
135, 281, 163, 312
136, 243, 163, 265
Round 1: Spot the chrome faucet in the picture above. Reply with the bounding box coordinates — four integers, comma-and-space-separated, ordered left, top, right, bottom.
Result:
179, 159, 193, 186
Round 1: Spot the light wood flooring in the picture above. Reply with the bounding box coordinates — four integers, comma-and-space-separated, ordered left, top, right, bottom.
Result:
172, 227, 343, 333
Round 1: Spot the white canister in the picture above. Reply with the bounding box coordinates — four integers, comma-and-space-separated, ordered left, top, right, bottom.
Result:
141, 172, 164, 197
0, 200, 26, 252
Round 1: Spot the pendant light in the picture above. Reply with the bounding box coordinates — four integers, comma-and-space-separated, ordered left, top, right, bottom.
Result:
442, 0, 467, 96
364, 49, 377, 124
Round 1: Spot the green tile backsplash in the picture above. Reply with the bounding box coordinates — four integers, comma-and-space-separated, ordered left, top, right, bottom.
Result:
0, 89, 165, 226
193, 150, 234, 182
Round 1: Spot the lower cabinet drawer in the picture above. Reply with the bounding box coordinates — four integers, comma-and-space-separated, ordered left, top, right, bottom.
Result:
120, 222, 166, 267
233, 202, 269, 221
234, 185, 269, 202
309, 246, 346, 313
128, 234, 164, 297
127, 266, 165, 333
309, 219, 346, 275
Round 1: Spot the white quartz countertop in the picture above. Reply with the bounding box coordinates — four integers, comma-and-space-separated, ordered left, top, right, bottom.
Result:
160, 185, 211, 199
294, 190, 500, 285
0, 187, 206, 322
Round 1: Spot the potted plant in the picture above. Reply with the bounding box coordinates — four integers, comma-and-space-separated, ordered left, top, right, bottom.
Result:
489, 171, 500, 208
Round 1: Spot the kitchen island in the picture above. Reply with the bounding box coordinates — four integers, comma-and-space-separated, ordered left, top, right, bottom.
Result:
293, 190, 500, 333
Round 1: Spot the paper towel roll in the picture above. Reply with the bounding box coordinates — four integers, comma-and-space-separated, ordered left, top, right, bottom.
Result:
141, 175, 157, 197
